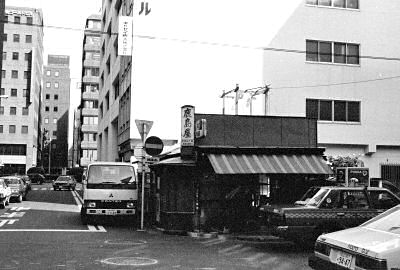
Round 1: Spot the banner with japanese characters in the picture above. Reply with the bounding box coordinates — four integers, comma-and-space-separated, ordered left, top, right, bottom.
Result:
181, 105, 195, 146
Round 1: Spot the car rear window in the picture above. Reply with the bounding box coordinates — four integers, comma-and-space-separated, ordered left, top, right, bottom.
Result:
57, 176, 71, 181
4, 178, 20, 185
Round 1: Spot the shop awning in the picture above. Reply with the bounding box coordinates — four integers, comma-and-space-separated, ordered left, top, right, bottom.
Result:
207, 153, 332, 175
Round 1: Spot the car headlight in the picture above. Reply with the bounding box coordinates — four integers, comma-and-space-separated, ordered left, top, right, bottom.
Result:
87, 202, 96, 208
127, 202, 135, 208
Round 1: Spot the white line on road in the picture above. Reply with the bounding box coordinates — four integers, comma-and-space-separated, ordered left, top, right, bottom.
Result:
224, 247, 252, 255
0, 229, 106, 232
218, 244, 243, 254
71, 190, 82, 206
202, 238, 226, 246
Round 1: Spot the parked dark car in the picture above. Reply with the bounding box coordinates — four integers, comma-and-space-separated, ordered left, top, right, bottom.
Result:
28, 173, 45, 185
3, 176, 27, 202
53, 175, 76, 191
259, 186, 400, 243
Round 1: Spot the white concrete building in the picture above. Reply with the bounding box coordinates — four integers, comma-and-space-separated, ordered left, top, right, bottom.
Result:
262, 0, 400, 181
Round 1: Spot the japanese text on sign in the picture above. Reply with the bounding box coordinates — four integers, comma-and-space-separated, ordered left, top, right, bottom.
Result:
118, 16, 133, 56
181, 105, 195, 146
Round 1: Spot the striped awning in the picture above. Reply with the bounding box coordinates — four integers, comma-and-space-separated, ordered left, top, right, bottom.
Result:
207, 153, 332, 175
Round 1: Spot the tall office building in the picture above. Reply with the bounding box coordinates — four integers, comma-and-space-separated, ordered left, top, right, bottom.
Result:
262, 0, 400, 180
77, 14, 101, 167
0, 6, 43, 174
42, 55, 70, 173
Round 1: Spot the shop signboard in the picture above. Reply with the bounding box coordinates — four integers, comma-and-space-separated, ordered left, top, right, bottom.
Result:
181, 105, 195, 146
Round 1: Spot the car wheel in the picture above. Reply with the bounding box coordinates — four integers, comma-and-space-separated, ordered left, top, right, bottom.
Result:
0, 200, 5, 209
5, 198, 9, 206
17, 194, 22, 203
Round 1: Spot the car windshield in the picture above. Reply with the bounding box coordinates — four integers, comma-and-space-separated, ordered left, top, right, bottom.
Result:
296, 187, 321, 205
56, 176, 71, 181
87, 165, 136, 184
4, 178, 20, 185
305, 188, 330, 206
362, 205, 400, 235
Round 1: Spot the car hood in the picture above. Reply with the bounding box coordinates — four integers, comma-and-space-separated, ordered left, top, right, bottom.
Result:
320, 227, 400, 258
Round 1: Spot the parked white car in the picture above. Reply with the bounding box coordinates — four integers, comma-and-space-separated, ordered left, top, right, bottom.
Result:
309, 204, 400, 270
0, 178, 11, 208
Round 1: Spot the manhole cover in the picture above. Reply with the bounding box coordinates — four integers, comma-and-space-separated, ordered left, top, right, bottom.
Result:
101, 257, 158, 266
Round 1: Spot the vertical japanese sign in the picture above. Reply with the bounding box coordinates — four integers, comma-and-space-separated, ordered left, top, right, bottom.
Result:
118, 16, 133, 56
181, 105, 195, 146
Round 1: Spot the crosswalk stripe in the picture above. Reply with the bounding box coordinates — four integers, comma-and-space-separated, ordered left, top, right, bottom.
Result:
202, 239, 226, 246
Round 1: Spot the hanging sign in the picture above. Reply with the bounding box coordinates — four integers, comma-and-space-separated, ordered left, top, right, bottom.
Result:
181, 105, 195, 146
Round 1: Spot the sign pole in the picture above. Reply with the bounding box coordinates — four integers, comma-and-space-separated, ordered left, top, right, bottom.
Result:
140, 123, 147, 230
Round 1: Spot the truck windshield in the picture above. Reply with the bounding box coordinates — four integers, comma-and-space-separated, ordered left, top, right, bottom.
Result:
305, 188, 330, 206
87, 165, 136, 184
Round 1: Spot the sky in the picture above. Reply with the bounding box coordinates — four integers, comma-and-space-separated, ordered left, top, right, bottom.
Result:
5, 0, 302, 144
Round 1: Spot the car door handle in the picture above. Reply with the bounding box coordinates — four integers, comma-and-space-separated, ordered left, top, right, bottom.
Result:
336, 212, 345, 216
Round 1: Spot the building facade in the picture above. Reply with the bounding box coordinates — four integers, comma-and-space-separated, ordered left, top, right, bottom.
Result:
0, 6, 44, 174
78, 14, 101, 167
262, 0, 400, 182
42, 55, 70, 173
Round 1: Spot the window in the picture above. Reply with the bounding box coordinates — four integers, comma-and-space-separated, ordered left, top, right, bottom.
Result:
53, 118, 57, 124
23, 89, 29, 97
25, 35, 32, 43
24, 71, 29, 79
0, 88, 4, 95
11, 89, 17, 97
2, 52, 6, 60
369, 190, 399, 210
45, 94, 50, 100
10, 107, 16, 115
44, 118, 49, 124
54, 94, 58, 100
45, 106, 49, 112
46, 82, 50, 88
306, 40, 360, 65
54, 71, 59, 77
14, 16, 21, 24
11, 70, 18, 78
306, 99, 360, 122
1, 70, 5, 78
22, 107, 28, 115
53, 106, 58, 112
9, 125, 16, 133
2, 33, 7, 42
13, 34, 20, 43
21, 126, 28, 134
0, 107, 3, 115
25, 53, 31, 61
0, 125, 2, 133
54, 82, 59, 88
306, 0, 358, 9
26, 17, 33, 25
52, 131, 57, 136
46, 70, 51, 76
12, 52, 19, 60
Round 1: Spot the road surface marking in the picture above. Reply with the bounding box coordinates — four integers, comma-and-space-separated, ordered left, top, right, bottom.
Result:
244, 252, 266, 262
100, 257, 158, 266
71, 190, 82, 205
0, 229, 106, 232
224, 247, 252, 255
218, 244, 243, 254
202, 238, 226, 246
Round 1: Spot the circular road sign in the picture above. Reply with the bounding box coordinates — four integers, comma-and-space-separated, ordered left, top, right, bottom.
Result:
144, 136, 164, 156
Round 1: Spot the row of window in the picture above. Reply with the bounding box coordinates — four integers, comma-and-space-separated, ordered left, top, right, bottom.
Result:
2, 52, 31, 61
44, 106, 59, 112
0, 125, 29, 134
84, 84, 99, 93
2, 70, 30, 79
306, 40, 359, 65
44, 117, 57, 124
83, 133, 97, 142
2, 51, 32, 61
82, 149, 97, 160
306, 98, 360, 122
306, 0, 359, 9
0, 106, 29, 116
45, 94, 58, 100
0, 88, 30, 98
3, 34, 32, 43
83, 116, 98, 125
4, 15, 33, 25
45, 82, 59, 88
0, 144, 27, 156
45, 70, 60, 77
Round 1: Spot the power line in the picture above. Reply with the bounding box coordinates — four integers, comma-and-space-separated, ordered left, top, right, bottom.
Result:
3, 20, 400, 62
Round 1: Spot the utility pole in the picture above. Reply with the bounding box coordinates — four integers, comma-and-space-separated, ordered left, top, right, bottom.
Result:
234, 84, 239, 115
263, 85, 270, 116
48, 139, 52, 174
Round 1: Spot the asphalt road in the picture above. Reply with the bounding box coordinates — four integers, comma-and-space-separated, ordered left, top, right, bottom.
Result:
0, 183, 313, 270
